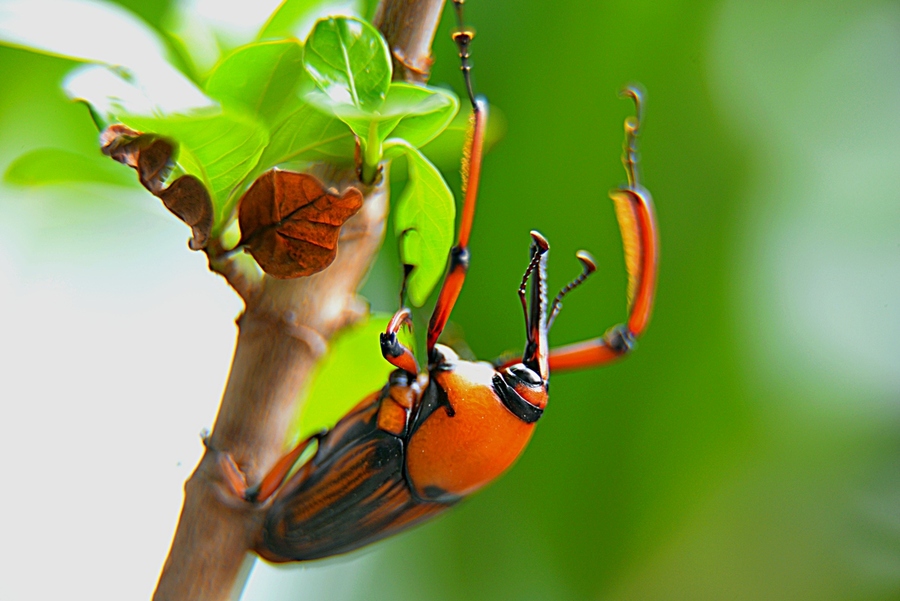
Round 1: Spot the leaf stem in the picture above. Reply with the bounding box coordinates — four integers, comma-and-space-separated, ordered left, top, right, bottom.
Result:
362, 119, 382, 184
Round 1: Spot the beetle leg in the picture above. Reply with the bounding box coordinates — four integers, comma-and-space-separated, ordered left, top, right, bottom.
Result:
246, 431, 324, 504
380, 307, 419, 374
218, 451, 249, 498
426, 1, 487, 356
548, 87, 659, 372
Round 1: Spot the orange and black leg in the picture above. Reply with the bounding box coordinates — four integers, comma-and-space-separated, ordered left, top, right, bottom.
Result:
380, 307, 419, 374
426, 0, 487, 358
548, 87, 659, 372
221, 432, 324, 504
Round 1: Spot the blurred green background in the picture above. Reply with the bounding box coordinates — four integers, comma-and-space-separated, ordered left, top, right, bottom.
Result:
1, 0, 898, 600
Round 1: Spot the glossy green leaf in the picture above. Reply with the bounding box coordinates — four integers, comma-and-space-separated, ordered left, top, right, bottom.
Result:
387, 140, 456, 307
303, 17, 391, 112
332, 83, 459, 146
315, 95, 401, 143
384, 84, 459, 148
205, 40, 308, 125
256, 103, 356, 171
123, 113, 268, 226
4, 147, 137, 188
304, 83, 458, 181
258, 0, 364, 42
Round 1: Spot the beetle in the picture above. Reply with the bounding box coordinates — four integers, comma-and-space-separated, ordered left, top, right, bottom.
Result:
221, 0, 658, 562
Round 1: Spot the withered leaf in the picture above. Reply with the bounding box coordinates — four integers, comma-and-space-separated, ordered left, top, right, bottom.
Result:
100, 124, 212, 250
238, 170, 363, 278
159, 176, 212, 250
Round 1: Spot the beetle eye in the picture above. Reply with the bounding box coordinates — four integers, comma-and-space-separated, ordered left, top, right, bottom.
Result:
507, 364, 542, 386
389, 370, 413, 387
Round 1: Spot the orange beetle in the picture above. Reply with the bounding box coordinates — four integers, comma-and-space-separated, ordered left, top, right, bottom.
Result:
225, 0, 658, 562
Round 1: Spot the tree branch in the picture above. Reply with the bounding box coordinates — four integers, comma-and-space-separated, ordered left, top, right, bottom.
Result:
207, 251, 262, 305
374, 0, 446, 82
152, 2, 447, 600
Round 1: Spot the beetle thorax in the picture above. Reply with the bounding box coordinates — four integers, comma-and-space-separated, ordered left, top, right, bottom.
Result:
404, 347, 546, 503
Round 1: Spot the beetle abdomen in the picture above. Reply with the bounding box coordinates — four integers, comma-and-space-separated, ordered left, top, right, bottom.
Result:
259, 391, 451, 561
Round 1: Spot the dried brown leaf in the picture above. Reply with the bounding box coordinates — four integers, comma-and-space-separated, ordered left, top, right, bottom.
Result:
100, 124, 212, 249
160, 176, 213, 250
238, 170, 364, 278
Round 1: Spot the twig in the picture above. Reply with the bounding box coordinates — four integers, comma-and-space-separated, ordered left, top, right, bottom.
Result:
206, 242, 262, 305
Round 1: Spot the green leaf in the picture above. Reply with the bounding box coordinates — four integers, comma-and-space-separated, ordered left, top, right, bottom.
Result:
332, 83, 459, 146
378, 85, 456, 180
63, 62, 213, 123
75, 99, 109, 132
0, 0, 211, 117
259, 0, 364, 42
63, 65, 155, 122
123, 113, 268, 227
304, 83, 458, 181
289, 314, 412, 442
205, 40, 309, 125
383, 84, 459, 148
159, 0, 300, 68
310, 91, 400, 142
0, 0, 165, 67
4, 148, 137, 188
387, 140, 456, 307
162, 9, 224, 82
303, 17, 391, 112
256, 103, 356, 171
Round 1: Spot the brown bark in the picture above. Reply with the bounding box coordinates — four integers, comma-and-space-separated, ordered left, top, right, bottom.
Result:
152, 2, 447, 599
374, 0, 446, 82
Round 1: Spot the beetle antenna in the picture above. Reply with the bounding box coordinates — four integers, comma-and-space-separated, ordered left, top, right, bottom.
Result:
547, 251, 597, 330
517, 234, 547, 335
620, 85, 644, 189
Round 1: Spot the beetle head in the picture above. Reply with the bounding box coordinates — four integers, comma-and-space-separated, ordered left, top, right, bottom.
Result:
518, 231, 597, 387
498, 361, 548, 415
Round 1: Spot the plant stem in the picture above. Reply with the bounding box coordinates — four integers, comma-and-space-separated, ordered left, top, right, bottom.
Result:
361, 120, 382, 184
151, 2, 447, 600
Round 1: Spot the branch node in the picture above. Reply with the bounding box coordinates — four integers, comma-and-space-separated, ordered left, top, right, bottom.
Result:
392, 47, 433, 80
282, 314, 329, 358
